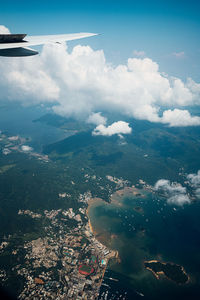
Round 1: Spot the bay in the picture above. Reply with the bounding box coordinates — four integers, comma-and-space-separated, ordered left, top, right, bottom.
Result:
88, 189, 200, 299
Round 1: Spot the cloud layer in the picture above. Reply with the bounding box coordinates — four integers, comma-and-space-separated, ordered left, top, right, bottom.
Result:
1, 25, 200, 127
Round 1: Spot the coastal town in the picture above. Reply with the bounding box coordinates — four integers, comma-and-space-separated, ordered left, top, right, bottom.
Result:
0, 189, 118, 300
0, 131, 120, 299
14, 201, 117, 300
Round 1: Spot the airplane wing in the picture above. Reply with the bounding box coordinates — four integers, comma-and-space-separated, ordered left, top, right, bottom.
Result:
0, 32, 98, 57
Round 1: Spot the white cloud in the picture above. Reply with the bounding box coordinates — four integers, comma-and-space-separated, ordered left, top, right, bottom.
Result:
155, 170, 200, 205
0, 25, 10, 34
0, 27, 200, 127
167, 194, 191, 206
187, 78, 200, 99
161, 109, 200, 127
154, 179, 191, 206
172, 51, 185, 58
133, 50, 146, 57
187, 170, 200, 187
92, 121, 132, 136
21, 145, 33, 152
187, 170, 200, 199
87, 112, 107, 125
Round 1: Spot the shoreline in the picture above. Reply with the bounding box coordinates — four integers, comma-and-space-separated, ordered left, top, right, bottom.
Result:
144, 260, 190, 285
86, 197, 120, 295
86, 197, 104, 235
86, 196, 119, 259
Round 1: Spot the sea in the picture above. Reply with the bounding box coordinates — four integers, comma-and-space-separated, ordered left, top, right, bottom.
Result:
88, 190, 200, 300
0, 102, 69, 152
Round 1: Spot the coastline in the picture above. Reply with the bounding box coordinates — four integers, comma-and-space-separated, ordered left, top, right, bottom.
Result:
144, 260, 190, 284
85, 197, 120, 296
86, 197, 105, 235
85, 188, 147, 263
86, 196, 119, 262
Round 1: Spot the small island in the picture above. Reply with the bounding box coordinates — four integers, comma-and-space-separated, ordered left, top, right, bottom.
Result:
144, 260, 189, 284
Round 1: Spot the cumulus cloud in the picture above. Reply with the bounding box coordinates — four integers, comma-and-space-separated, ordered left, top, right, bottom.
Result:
167, 194, 191, 206
0, 26, 200, 127
21, 145, 33, 152
154, 179, 191, 206
187, 170, 200, 199
87, 112, 107, 125
161, 109, 200, 127
133, 50, 146, 57
0, 25, 10, 34
187, 170, 200, 187
92, 121, 132, 136
155, 170, 200, 205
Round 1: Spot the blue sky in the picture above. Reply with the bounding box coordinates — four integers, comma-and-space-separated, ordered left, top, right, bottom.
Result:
0, 0, 200, 128
0, 0, 200, 80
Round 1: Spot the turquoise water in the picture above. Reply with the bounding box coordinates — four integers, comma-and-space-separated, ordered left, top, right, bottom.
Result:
89, 191, 200, 299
